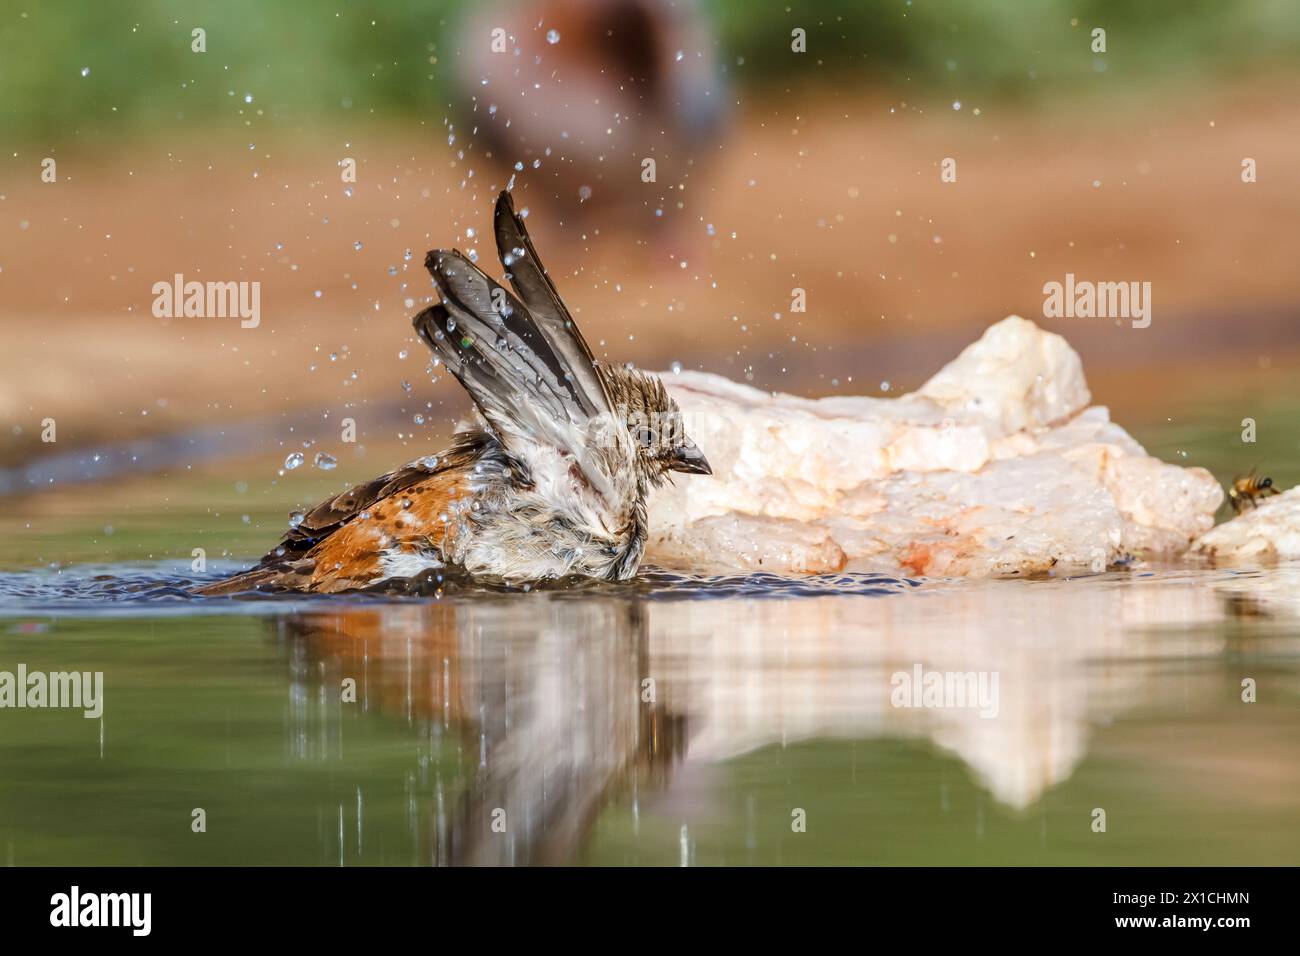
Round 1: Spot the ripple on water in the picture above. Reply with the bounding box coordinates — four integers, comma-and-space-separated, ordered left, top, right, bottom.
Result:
0, 563, 918, 617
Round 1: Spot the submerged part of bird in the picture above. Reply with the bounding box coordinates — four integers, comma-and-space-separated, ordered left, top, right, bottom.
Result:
647, 315, 1231, 578
197, 190, 710, 595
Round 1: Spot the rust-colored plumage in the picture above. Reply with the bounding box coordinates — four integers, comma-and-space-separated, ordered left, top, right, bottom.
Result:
197, 435, 482, 594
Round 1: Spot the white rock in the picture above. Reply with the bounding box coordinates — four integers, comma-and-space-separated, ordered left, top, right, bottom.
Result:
1192, 487, 1300, 561
913, 313, 1091, 435
650, 316, 1223, 576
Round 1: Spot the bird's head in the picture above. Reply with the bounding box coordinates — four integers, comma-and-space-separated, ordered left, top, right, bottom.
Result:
602, 365, 711, 485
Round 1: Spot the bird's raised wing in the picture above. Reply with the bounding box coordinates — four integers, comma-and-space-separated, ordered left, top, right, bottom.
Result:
416, 229, 630, 507
492, 190, 613, 414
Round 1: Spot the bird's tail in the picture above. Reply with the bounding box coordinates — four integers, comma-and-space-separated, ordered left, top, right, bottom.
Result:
192, 565, 303, 596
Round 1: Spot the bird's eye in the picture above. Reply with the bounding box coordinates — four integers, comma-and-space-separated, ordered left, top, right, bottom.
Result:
1261, 477, 1273, 487
634, 426, 655, 448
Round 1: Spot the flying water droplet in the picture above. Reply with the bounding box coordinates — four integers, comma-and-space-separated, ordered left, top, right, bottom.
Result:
284, 452, 304, 470
314, 452, 338, 471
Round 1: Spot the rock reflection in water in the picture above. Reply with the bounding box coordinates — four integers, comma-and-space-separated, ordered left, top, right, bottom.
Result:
271, 568, 1280, 864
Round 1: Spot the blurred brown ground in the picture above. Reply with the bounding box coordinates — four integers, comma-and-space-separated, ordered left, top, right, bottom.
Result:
3, 76, 1300, 468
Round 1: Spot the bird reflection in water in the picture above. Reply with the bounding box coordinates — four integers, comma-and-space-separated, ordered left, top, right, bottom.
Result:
272, 594, 684, 865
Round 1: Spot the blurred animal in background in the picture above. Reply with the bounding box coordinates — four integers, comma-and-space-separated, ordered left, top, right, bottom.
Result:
1228, 468, 1280, 515
453, 0, 726, 229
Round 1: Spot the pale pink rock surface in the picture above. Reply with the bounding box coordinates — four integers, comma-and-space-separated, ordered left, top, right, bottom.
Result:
650, 316, 1224, 576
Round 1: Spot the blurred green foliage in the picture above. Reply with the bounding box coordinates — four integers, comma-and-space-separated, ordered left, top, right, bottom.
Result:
713, 0, 1300, 95
3, 0, 1299, 144
1, 0, 461, 144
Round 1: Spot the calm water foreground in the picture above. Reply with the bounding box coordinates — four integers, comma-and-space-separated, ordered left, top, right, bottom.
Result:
0, 559, 1297, 866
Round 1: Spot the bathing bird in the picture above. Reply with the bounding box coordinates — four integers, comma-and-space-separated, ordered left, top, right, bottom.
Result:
197, 190, 709, 594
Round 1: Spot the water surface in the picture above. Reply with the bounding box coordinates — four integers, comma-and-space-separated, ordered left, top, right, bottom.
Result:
1, 557, 1296, 866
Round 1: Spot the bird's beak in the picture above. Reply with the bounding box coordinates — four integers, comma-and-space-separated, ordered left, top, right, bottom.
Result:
670, 443, 712, 476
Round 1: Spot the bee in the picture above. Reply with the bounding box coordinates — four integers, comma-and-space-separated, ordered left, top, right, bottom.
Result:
1228, 468, 1280, 515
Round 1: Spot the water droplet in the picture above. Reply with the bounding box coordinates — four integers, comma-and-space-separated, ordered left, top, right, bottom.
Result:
546, 29, 561, 44
80, 67, 90, 77
288, 510, 305, 528
314, 452, 338, 471
284, 452, 304, 470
